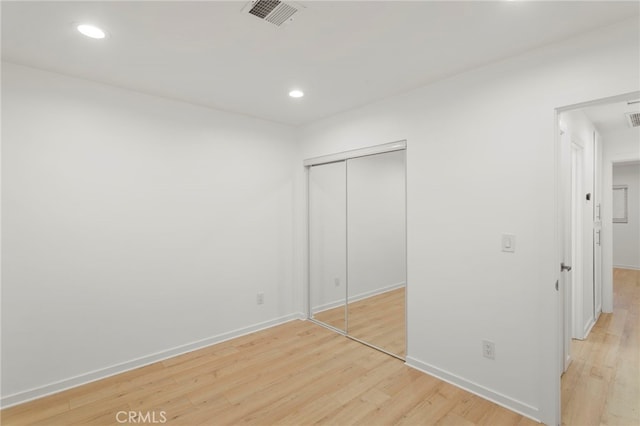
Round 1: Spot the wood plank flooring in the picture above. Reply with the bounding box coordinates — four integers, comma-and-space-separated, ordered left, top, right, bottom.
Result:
1, 319, 535, 425
313, 287, 406, 357
2, 269, 636, 425
561, 268, 640, 426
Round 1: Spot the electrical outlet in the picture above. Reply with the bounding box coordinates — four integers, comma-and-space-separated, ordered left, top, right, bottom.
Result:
257, 292, 264, 305
334, 278, 340, 287
482, 340, 495, 360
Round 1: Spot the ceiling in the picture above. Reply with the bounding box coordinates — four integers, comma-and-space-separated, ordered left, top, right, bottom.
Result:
2, 1, 639, 126
583, 99, 640, 133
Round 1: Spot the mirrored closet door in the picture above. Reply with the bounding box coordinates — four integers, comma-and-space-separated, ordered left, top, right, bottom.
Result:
309, 161, 347, 332
347, 150, 406, 358
307, 144, 406, 359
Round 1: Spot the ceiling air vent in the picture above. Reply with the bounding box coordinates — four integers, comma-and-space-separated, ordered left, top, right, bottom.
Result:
243, 0, 301, 26
625, 112, 640, 128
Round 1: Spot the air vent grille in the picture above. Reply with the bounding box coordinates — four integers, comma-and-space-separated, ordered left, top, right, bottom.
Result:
626, 112, 640, 128
249, 0, 280, 19
245, 0, 299, 26
265, 2, 297, 25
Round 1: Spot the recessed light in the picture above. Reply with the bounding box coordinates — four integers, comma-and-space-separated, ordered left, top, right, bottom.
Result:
289, 90, 304, 98
77, 24, 106, 39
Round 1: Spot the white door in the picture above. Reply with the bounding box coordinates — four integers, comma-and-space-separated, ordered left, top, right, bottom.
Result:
559, 123, 573, 373
571, 141, 586, 340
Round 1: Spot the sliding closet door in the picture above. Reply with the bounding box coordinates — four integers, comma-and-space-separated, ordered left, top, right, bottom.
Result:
309, 162, 347, 332
347, 150, 406, 357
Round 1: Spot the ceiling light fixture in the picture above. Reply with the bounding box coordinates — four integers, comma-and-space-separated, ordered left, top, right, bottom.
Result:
289, 89, 304, 98
77, 24, 106, 39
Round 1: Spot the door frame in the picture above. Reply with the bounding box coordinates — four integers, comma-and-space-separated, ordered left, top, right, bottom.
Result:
593, 130, 603, 319
558, 120, 573, 373
554, 90, 640, 425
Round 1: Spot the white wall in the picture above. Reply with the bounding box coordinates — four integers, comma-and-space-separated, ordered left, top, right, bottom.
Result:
612, 164, 640, 269
1, 62, 297, 405
295, 18, 639, 425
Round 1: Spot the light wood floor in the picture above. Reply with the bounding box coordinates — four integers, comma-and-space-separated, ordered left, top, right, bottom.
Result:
313, 287, 406, 357
561, 268, 640, 425
1, 319, 535, 426
2, 270, 636, 426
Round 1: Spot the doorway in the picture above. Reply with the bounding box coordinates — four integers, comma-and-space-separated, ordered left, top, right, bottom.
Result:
556, 91, 640, 423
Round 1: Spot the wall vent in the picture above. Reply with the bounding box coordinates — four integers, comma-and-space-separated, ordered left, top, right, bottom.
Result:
625, 112, 640, 128
243, 0, 302, 26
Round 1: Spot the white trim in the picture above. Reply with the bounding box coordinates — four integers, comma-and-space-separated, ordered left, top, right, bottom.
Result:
305, 166, 311, 318
303, 140, 406, 167
0, 313, 304, 409
553, 108, 563, 426
564, 354, 572, 372
582, 317, 596, 340
556, 92, 640, 113
613, 264, 640, 271
405, 357, 541, 423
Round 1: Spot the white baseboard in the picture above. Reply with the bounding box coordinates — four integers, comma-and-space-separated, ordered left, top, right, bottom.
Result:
405, 357, 541, 423
613, 264, 640, 271
564, 354, 572, 373
1, 313, 304, 409
583, 317, 596, 339
312, 281, 405, 313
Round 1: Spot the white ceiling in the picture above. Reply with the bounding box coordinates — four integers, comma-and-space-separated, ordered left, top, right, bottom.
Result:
2, 1, 638, 126
583, 99, 640, 133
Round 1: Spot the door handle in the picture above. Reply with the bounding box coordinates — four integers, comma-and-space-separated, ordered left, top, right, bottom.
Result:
561, 262, 572, 272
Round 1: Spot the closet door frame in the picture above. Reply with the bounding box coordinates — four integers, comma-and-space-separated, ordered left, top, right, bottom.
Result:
305, 140, 407, 357
303, 140, 406, 167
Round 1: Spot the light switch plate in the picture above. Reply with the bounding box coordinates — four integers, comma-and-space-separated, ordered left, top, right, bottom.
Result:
502, 234, 515, 253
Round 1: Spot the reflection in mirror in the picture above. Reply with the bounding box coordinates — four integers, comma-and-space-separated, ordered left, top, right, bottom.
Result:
347, 150, 406, 358
309, 161, 346, 332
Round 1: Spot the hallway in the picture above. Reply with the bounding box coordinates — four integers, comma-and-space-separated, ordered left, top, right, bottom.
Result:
561, 268, 639, 425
